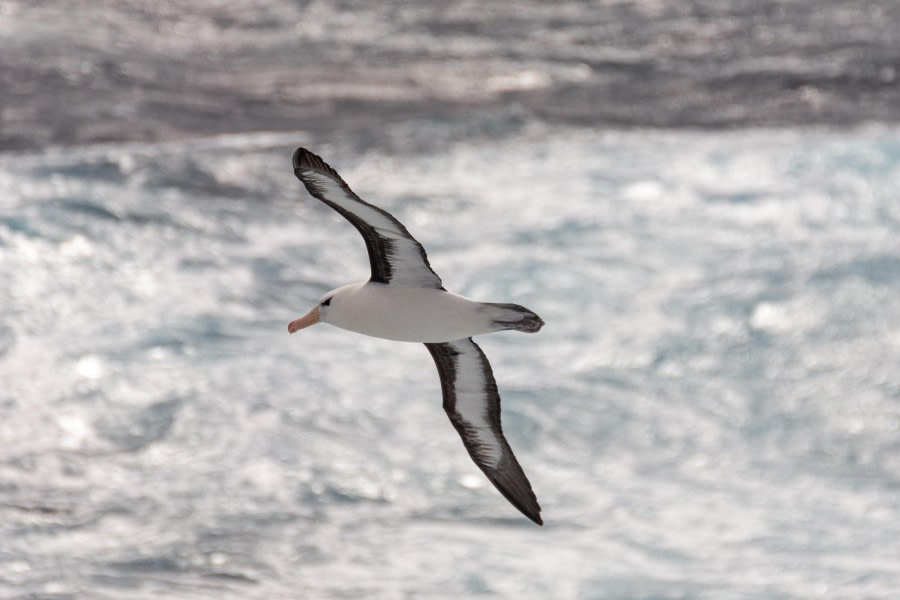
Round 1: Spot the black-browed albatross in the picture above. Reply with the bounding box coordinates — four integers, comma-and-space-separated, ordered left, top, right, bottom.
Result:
289, 148, 545, 525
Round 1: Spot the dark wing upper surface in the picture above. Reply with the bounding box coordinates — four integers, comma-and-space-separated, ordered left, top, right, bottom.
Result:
425, 338, 542, 525
292, 148, 444, 289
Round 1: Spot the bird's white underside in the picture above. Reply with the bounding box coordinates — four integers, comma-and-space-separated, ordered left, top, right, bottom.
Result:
447, 340, 504, 466
321, 283, 499, 343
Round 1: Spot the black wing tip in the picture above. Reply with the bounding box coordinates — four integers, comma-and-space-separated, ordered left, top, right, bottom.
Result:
488, 463, 543, 526
292, 147, 343, 182
292, 147, 314, 170
501, 495, 542, 525
500, 486, 543, 526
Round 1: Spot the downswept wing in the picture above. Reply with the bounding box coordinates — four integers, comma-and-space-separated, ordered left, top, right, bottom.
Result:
425, 338, 542, 525
293, 148, 444, 289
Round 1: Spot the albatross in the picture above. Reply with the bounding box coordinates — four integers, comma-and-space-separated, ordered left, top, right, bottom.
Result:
289, 148, 544, 525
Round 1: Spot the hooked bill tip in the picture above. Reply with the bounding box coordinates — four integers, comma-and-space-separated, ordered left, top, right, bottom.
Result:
288, 306, 320, 334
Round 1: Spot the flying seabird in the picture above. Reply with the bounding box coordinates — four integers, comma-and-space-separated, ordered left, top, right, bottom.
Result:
289, 148, 544, 525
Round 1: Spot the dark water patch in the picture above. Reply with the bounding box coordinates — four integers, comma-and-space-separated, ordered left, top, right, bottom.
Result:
202, 571, 257, 584
810, 254, 900, 286
250, 256, 288, 283
650, 336, 709, 371
300, 481, 390, 506
178, 257, 222, 271
703, 191, 768, 204
45, 199, 121, 222
6, 593, 78, 600
0, 502, 72, 516
188, 313, 245, 342
107, 556, 182, 574
137, 317, 246, 362
121, 209, 182, 229
137, 335, 191, 356
139, 158, 248, 198
30, 159, 128, 184
513, 217, 603, 244
0, 326, 16, 358
1, 216, 42, 238
95, 398, 182, 452
0, 495, 100, 535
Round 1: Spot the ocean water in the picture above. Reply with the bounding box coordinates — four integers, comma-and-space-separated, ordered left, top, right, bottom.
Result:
1, 124, 899, 599
3, 0, 899, 150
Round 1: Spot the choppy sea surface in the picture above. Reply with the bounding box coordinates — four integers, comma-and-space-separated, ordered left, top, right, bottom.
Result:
2, 0, 899, 150
1, 124, 899, 599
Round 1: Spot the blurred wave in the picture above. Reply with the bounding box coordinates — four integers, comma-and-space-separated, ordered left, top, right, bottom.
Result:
2, 0, 899, 150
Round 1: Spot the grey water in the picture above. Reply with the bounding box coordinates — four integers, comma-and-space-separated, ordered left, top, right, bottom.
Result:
2, 0, 899, 150
2, 1, 900, 599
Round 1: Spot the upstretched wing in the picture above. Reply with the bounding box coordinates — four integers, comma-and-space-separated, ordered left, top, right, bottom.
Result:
292, 148, 444, 289
425, 338, 542, 525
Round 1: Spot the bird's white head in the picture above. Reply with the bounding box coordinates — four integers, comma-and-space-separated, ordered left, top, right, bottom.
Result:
287, 292, 335, 334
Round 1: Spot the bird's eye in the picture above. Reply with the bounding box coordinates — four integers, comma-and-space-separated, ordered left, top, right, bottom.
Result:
321, 297, 332, 306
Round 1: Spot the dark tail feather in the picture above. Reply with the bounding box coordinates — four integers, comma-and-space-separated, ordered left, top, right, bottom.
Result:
484, 303, 544, 333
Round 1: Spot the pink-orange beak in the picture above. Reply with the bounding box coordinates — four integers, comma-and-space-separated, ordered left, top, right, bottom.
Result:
288, 305, 320, 334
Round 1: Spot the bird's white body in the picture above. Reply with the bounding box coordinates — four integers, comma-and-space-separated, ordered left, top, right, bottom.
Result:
322, 283, 499, 343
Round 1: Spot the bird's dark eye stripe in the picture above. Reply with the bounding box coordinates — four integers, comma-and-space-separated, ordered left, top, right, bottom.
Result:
321, 297, 332, 306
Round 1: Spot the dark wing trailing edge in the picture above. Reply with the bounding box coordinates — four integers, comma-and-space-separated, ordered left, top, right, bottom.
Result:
292, 148, 444, 289
425, 338, 542, 525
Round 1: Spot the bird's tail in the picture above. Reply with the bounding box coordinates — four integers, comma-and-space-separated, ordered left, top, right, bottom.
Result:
483, 303, 545, 333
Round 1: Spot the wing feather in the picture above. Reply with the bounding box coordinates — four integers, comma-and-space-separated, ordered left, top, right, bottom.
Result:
293, 148, 444, 289
425, 338, 542, 525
